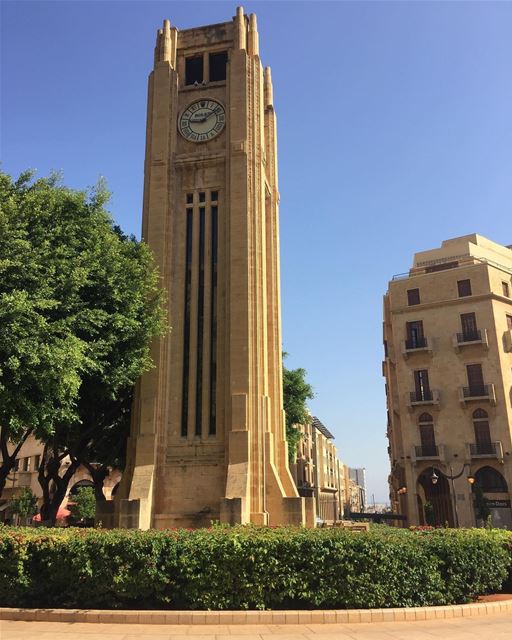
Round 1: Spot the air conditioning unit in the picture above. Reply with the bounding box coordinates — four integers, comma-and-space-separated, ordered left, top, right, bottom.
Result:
504, 329, 512, 353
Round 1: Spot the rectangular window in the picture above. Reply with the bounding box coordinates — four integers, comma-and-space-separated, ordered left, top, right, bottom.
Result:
414, 370, 431, 401
23, 457, 30, 472
34, 454, 41, 470
406, 320, 425, 348
461, 312, 478, 341
507, 315, 512, 330
457, 279, 472, 297
466, 363, 484, 395
210, 190, 218, 202
199, 192, 206, 203
407, 288, 420, 306
209, 51, 228, 82
13, 459, 19, 471
185, 55, 203, 85
503, 282, 510, 298
186, 193, 193, 204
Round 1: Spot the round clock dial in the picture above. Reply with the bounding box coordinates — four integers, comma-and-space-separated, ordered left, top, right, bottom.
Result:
179, 99, 226, 142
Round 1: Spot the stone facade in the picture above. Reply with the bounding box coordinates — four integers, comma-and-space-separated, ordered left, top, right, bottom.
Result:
384, 234, 512, 528
117, 8, 312, 528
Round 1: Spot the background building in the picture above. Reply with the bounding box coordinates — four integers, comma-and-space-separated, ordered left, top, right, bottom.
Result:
293, 416, 365, 521
384, 234, 512, 528
349, 467, 367, 511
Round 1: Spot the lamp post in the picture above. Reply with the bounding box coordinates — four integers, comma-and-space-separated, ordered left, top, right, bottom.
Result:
430, 464, 475, 528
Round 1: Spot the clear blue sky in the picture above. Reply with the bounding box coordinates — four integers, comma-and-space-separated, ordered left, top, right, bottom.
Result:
2, 1, 511, 502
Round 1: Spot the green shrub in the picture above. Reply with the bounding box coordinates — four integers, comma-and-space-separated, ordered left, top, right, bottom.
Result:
0, 525, 509, 610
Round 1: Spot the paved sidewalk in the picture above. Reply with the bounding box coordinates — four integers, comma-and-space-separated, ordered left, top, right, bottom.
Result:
1, 615, 512, 639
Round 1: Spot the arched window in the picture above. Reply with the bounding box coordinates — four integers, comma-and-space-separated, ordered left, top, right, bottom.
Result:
474, 466, 508, 493
472, 408, 492, 454
418, 413, 436, 456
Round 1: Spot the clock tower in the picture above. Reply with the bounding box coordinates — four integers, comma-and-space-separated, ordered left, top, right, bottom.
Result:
118, 7, 314, 529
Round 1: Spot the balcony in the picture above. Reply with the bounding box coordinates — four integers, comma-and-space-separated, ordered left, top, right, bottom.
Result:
402, 337, 433, 358
452, 328, 488, 351
467, 441, 503, 460
412, 444, 446, 462
407, 389, 440, 409
459, 383, 496, 406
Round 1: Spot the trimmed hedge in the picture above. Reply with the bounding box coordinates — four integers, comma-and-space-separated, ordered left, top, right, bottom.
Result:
0, 525, 510, 610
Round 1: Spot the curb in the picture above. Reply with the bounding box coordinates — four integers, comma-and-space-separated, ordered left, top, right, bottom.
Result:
1, 598, 512, 625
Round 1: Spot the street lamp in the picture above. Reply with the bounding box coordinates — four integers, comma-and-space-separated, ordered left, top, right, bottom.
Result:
430, 464, 474, 528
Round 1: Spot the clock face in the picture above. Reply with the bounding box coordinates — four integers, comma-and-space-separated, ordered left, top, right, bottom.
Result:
179, 99, 226, 142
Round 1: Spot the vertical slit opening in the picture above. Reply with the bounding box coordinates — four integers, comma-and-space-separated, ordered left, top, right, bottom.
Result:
181, 209, 193, 437
209, 204, 218, 436
195, 207, 206, 437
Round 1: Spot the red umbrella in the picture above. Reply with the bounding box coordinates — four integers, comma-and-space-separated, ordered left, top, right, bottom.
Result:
33, 507, 71, 522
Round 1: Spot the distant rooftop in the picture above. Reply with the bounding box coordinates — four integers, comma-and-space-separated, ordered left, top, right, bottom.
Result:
312, 416, 334, 440
392, 234, 512, 280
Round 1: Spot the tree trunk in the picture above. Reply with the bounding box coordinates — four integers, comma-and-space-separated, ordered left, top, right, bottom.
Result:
38, 445, 79, 526
80, 460, 108, 502
0, 465, 12, 499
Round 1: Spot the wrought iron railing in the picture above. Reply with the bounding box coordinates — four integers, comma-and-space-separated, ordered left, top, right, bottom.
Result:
415, 445, 439, 458
463, 385, 490, 398
405, 337, 428, 350
410, 390, 433, 403
457, 330, 482, 343
469, 442, 498, 456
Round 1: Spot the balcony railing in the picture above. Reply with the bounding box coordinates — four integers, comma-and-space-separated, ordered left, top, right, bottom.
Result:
463, 384, 490, 398
469, 441, 502, 457
406, 337, 427, 350
459, 383, 496, 405
457, 330, 481, 343
407, 389, 440, 409
410, 390, 432, 402
453, 328, 488, 351
402, 337, 433, 358
415, 445, 439, 459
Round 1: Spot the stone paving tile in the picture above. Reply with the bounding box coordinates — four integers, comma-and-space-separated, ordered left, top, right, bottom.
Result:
1, 615, 512, 639
225, 626, 272, 634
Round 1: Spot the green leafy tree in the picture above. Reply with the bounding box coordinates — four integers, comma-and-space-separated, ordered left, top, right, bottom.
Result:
282, 353, 314, 461
8, 486, 38, 520
69, 486, 96, 523
424, 501, 435, 526
0, 170, 167, 524
473, 485, 491, 524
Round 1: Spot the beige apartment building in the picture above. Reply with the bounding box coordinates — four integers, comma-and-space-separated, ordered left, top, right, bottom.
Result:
293, 416, 361, 521
384, 234, 512, 528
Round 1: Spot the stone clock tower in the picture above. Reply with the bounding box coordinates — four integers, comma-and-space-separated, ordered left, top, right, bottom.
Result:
118, 7, 313, 529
